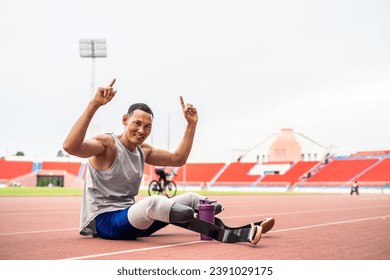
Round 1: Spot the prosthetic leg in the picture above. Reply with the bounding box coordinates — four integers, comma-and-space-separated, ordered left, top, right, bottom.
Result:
131, 193, 274, 245
172, 216, 275, 245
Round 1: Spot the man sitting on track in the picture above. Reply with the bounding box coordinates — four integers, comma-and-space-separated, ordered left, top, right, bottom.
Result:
63, 79, 274, 244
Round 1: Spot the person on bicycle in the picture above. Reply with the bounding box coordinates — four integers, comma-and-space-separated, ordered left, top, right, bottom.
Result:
154, 166, 168, 195
63, 78, 224, 240
155, 166, 167, 184
154, 166, 176, 195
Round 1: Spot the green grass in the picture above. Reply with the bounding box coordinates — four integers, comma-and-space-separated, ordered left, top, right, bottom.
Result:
0, 187, 82, 196
0, 186, 311, 196
176, 190, 300, 196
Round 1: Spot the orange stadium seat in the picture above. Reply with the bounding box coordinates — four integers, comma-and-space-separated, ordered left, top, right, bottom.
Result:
41, 161, 82, 177
174, 163, 226, 186
0, 160, 33, 180
259, 161, 319, 186
214, 162, 259, 185
306, 158, 378, 182
355, 158, 390, 184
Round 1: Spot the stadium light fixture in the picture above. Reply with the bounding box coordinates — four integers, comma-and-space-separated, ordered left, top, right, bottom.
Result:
79, 39, 107, 97
79, 39, 107, 58
79, 39, 107, 137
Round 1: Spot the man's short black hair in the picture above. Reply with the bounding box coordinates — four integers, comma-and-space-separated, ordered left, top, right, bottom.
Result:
127, 103, 154, 118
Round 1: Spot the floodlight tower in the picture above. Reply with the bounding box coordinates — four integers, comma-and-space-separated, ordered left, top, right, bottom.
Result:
79, 39, 107, 137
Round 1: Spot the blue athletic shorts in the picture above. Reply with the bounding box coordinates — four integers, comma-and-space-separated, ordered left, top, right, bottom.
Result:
95, 207, 168, 240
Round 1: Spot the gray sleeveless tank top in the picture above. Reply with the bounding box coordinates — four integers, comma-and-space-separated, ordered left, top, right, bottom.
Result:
79, 134, 145, 236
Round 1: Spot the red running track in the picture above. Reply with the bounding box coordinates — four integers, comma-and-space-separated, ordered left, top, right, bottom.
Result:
0, 194, 389, 260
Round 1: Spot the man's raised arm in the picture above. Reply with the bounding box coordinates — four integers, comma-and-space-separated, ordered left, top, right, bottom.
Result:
63, 79, 117, 158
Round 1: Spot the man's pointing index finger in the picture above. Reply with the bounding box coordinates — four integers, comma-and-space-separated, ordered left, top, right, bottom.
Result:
180, 96, 185, 110
108, 78, 116, 87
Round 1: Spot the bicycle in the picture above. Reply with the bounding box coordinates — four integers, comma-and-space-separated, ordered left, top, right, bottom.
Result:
148, 172, 177, 198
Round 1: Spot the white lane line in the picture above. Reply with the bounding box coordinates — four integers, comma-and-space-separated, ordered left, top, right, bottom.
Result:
271, 214, 390, 233
63, 240, 205, 260
0, 228, 78, 236
62, 214, 390, 260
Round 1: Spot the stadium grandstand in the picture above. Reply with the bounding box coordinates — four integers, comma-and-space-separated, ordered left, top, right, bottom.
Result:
0, 157, 85, 188
1, 128, 389, 193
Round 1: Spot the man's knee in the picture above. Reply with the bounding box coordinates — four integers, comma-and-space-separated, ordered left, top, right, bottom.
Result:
145, 195, 174, 220
128, 196, 174, 229
172, 192, 205, 208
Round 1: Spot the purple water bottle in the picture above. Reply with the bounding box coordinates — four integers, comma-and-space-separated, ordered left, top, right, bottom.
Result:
198, 200, 215, 240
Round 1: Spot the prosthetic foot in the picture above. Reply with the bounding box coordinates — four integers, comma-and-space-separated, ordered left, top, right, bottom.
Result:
214, 217, 275, 234
248, 223, 262, 245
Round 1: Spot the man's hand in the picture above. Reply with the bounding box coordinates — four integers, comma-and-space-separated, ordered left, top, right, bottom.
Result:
180, 96, 198, 124
92, 79, 117, 107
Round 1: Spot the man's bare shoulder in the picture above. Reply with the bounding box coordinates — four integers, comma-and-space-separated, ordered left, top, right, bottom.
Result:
92, 133, 115, 146
90, 134, 117, 170
140, 142, 152, 155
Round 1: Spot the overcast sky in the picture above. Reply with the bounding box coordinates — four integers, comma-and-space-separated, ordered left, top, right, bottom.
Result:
1, 0, 389, 163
